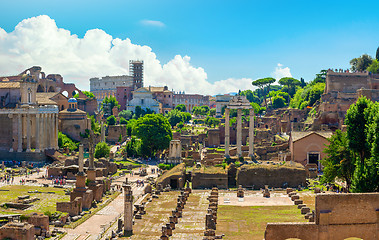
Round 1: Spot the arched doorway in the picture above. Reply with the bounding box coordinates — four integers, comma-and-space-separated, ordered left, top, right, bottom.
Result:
48, 86, 55, 92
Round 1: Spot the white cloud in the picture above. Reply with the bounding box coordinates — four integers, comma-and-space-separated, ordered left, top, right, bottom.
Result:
140, 19, 165, 28
0, 15, 259, 95
271, 63, 292, 80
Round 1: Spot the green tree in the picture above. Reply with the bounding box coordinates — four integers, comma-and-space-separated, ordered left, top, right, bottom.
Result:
58, 132, 77, 151
107, 115, 117, 126
89, 115, 100, 134
252, 77, 276, 108
350, 54, 373, 72
176, 121, 184, 129
209, 108, 216, 116
101, 96, 120, 112
250, 102, 265, 114
119, 117, 128, 125
313, 70, 327, 84
181, 112, 192, 122
125, 136, 142, 157
166, 109, 184, 127
94, 142, 110, 158
367, 59, 379, 74
345, 96, 373, 164
175, 104, 187, 112
239, 90, 258, 102
272, 95, 286, 109
134, 114, 172, 157
119, 110, 133, 120
376, 47, 379, 61
126, 119, 137, 136
278, 77, 301, 97
322, 130, 355, 191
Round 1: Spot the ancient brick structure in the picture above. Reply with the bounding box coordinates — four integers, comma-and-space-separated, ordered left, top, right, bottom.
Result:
265, 193, 379, 240
0, 222, 35, 240
123, 182, 133, 235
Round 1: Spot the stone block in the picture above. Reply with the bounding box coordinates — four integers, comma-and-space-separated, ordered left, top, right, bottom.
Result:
294, 199, 303, 205
301, 207, 310, 214
291, 195, 299, 201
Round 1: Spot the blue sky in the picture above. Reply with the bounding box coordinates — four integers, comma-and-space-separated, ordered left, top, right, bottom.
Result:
0, 0, 378, 94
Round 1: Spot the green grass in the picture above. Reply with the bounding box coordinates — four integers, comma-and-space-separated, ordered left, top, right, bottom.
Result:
0, 185, 69, 215
217, 205, 307, 240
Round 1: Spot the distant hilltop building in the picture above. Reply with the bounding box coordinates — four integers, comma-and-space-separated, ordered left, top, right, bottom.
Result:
90, 60, 143, 109
173, 92, 210, 112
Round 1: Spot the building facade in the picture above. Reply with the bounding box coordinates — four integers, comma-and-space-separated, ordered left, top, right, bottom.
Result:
125, 87, 160, 113
215, 94, 233, 117
90, 60, 144, 109
173, 92, 210, 112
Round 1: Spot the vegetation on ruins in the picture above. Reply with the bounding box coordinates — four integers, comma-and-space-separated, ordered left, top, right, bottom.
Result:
106, 115, 117, 125
134, 114, 172, 157
350, 54, 373, 72
322, 96, 379, 192
94, 141, 110, 158
377, 47, 379, 61
125, 136, 142, 157
132, 106, 154, 119
290, 82, 325, 109
118, 110, 133, 120
119, 117, 127, 125
101, 96, 120, 112
175, 104, 187, 112
89, 115, 101, 134
58, 131, 78, 151
73, 91, 95, 99
367, 59, 379, 74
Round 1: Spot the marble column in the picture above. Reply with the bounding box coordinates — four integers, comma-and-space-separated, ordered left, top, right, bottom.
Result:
123, 183, 133, 235
224, 108, 230, 158
249, 108, 254, 159
78, 144, 84, 173
17, 114, 23, 152
40, 114, 45, 151
35, 114, 40, 152
55, 113, 59, 149
8, 114, 14, 152
26, 114, 31, 152
46, 114, 51, 149
236, 108, 242, 157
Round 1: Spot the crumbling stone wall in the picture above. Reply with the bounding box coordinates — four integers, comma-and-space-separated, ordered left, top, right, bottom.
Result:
236, 164, 306, 189
107, 125, 127, 144
56, 197, 82, 216
191, 168, 228, 189
265, 193, 379, 240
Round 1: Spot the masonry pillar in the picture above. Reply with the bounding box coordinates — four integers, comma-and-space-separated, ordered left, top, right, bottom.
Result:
26, 113, 31, 152
17, 114, 23, 152
8, 114, 15, 152
236, 108, 242, 157
224, 108, 230, 158
123, 183, 133, 236
47, 113, 51, 149
79, 144, 84, 172
55, 113, 59, 149
35, 114, 40, 152
87, 131, 96, 181
40, 114, 45, 151
101, 123, 105, 142
249, 108, 254, 159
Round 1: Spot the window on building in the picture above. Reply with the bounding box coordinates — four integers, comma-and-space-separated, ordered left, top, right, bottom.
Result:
141, 99, 144, 105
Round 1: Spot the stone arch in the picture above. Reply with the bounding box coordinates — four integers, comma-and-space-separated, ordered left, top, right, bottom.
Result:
48, 86, 55, 92
37, 85, 45, 92
72, 90, 77, 97
62, 91, 68, 97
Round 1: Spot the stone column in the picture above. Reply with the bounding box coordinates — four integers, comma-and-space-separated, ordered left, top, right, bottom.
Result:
236, 108, 242, 157
26, 114, 31, 152
224, 108, 230, 158
35, 114, 40, 152
79, 144, 84, 173
101, 123, 105, 142
17, 114, 23, 152
8, 114, 14, 152
249, 108, 254, 159
40, 114, 45, 151
123, 183, 133, 236
55, 113, 59, 149
47, 114, 51, 149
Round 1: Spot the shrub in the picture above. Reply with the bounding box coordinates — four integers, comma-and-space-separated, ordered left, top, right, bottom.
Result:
94, 142, 110, 158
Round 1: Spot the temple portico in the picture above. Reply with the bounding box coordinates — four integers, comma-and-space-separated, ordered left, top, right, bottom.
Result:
6, 106, 59, 153
224, 96, 254, 158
